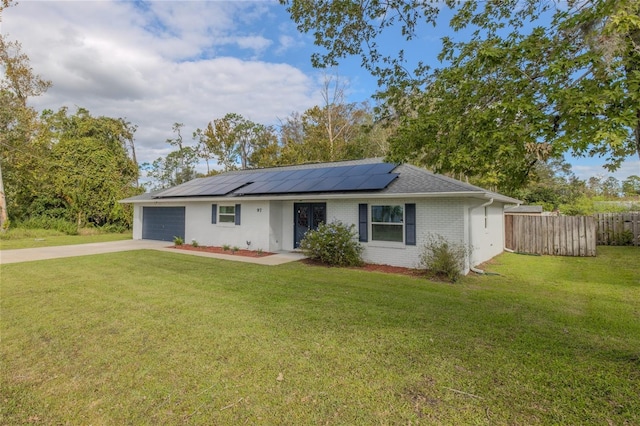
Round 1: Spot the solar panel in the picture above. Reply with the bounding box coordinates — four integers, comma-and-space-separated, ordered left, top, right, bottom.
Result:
303, 167, 332, 179
237, 180, 275, 194
321, 165, 355, 177
268, 178, 301, 193
368, 162, 397, 174
287, 178, 325, 193
357, 173, 398, 190
153, 162, 399, 197
331, 175, 370, 191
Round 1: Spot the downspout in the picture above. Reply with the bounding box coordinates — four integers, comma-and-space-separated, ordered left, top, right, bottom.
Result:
468, 198, 494, 274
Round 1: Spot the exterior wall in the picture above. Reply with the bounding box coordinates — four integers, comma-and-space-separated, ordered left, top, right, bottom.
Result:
133, 204, 142, 239
268, 201, 283, 252
134, 200, 272, 252
468, 201, 506, 267
327, 198, 467, 269
133, 196, 506, 270
185, 200, 271, 251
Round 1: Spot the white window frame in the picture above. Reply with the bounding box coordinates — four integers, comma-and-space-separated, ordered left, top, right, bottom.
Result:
370, 205, 404, 243
218, 205, 236, 224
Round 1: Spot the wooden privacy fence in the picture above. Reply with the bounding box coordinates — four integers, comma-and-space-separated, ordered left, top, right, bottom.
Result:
505, 215, 596, 256
595, 213, 640, 246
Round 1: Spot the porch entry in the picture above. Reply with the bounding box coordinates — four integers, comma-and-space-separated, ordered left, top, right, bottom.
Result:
294, 203, 326, 248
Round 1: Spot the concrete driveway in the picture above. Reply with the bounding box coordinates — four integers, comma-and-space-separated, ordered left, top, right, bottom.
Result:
0, 240, 169, 264
0, 239, 306, 266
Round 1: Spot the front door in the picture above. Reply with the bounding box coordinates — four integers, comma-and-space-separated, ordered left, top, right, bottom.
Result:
294, 203, 326, 248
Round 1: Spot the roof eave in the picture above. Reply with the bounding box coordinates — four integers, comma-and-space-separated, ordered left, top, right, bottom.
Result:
120, 191, 521, 204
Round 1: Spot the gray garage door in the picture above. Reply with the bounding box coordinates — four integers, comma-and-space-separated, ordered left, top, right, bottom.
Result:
142, 207, 185, 242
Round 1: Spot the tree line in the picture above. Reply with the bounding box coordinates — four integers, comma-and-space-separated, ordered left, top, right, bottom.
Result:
1, 0, 639, 232
142, 76, 391, 190
282, 0, 640, 192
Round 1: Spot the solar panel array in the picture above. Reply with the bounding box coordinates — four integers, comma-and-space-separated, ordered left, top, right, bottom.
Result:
153, 162, 398, 198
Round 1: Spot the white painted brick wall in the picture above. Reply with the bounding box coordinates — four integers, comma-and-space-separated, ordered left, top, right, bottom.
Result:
185, 200, 272, 251
133, 197, 506, 270
327, 198, 467, 269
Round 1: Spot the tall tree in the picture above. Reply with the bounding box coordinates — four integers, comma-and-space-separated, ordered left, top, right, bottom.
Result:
196, 113, 278, 171
40, 107, 140, 227
515, 159, 586, 210
0, 5, 52, 228
278, 78, 388, 166
282, 0, 640, 192
622, 175, 640, 196
143, 123, 199, 189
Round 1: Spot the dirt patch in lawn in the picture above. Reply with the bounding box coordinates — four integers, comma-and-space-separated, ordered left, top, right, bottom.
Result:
170, 245, 275, 258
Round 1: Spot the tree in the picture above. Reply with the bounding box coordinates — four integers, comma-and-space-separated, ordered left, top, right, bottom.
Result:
601, 177, 622, 198
196, 113, 279, 171
622, 175, 640, 196
143, 123, 199, 189
281, 0, 640, 192
586, 174, 622, 198
278, 84, 389, 166
34, 107, 140, 227
0, 9, 52, 229
622, 175, 640, 197
515, 159, 586, 210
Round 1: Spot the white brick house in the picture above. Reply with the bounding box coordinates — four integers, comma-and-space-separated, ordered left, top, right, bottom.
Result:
122, 158, 520, 273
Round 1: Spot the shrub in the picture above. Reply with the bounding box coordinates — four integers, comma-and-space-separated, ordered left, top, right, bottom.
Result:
222, 244, 231, 251
299, 221, 363, 267
419, 234, 468, 283
191, 239, 199, 247
559, 196, 594, 216
16, 217, 78, 235
99, 223, 130, 233
173, 236, 184, 246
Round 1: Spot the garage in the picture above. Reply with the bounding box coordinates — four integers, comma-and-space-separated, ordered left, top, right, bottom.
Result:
142, 206, 185, 242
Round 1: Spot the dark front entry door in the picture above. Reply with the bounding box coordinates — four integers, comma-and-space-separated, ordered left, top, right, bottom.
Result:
294, 203, 326, 248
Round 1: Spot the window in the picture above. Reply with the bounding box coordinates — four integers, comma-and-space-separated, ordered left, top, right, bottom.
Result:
371, 205, 403, 242
484, 206, 488, 228
219, 205, 236, 223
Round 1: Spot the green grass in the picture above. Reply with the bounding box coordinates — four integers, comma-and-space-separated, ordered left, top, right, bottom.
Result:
1, 247, 638, 424
0, 229, 132, 249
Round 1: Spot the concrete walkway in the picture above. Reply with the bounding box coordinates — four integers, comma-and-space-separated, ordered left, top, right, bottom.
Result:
0, 239, 306, 266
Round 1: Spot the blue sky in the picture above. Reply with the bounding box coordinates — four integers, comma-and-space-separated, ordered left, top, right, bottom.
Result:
2, 0, 638, 182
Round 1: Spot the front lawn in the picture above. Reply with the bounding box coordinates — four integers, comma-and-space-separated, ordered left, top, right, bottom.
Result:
1, 247, 638, 424
0, 230, 132, 250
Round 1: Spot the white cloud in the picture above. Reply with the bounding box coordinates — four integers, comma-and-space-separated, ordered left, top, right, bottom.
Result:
3, 0, 322, 166
571, 159, 640, 182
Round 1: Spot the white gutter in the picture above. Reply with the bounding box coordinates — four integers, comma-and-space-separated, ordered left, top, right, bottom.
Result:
468, 198, 494, 274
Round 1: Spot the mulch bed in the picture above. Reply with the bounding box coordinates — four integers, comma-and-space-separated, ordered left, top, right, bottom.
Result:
171, 245, 424, 277
170, 244, 275, 258
302, 258, 424, 278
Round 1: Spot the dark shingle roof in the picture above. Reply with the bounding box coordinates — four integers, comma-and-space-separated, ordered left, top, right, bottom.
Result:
121, 158, 520, 204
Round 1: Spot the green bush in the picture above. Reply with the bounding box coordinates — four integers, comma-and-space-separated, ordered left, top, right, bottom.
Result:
419, 234, 468, 283
173, 236, 184, 246
16, 217, 78, 235
98, 223, 130, 233
559, 196, 594, 216
300, 221, 363, 267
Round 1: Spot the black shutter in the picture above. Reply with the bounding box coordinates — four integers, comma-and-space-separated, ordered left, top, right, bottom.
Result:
211, 204, 217, 224
235, 204, 241, 225
358, 203, 368, 242
405, 203, 416, 245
